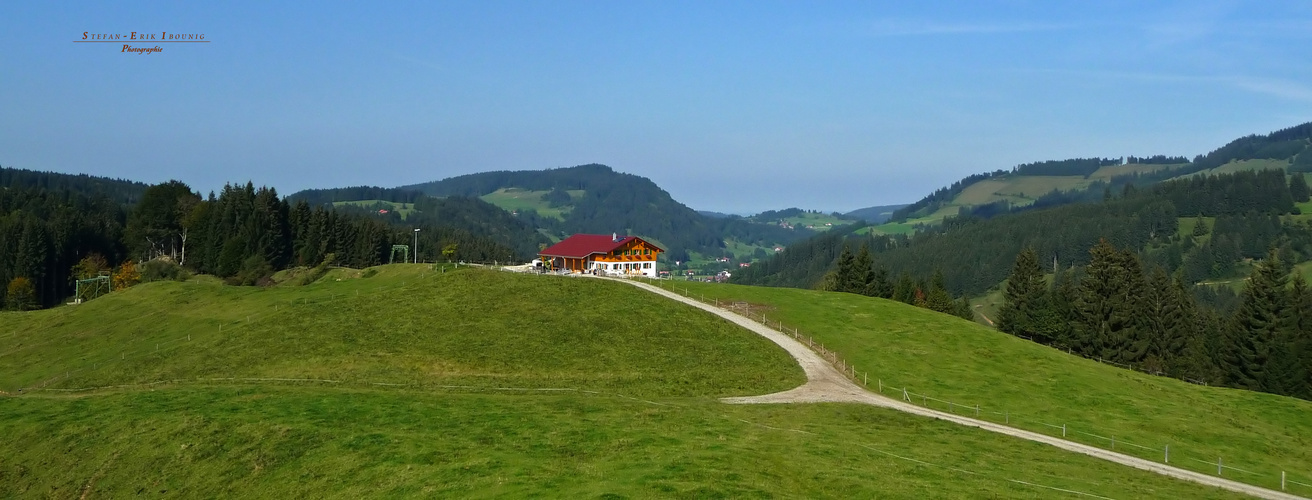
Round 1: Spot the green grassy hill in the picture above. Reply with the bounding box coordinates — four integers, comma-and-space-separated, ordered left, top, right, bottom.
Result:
0, 266, 1260, 498
658, 279, 1312, 494
331, 199, 417, 219
479, 187, 584, 220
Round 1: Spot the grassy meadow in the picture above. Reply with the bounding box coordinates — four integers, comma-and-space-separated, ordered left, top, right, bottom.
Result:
0, 266, 1266, 497
331, 199, 417, 219
654, 279, 1312, 493
479, 187, 583, 220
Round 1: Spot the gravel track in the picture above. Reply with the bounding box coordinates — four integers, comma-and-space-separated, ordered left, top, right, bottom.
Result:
614, 277, 1303, 500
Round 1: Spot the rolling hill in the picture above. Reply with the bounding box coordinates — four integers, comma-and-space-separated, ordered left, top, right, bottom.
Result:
0, 265, 1277, 498
877, 122, 1312, 234
397, 163, 812, 264
844, 203, 909, 224
654, 278, 1312, 495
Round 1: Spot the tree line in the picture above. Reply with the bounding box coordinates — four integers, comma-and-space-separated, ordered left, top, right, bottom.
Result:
999, 242, 1311, 400
0, 171, 519, 310
819, 243, 974, 320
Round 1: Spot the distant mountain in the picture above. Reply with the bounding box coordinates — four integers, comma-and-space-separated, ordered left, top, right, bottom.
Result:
883, 122, 1312, 228
697, 210, 734, 219
399, 164, 811, 262
287, 186, 548, 259
737, 121, 1312, 295
844, 204, 908, 224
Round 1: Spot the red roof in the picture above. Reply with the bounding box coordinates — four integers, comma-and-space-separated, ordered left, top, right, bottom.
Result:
539, 234, 663, 258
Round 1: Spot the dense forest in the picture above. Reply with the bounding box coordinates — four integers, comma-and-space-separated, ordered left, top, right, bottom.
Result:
399, 163, 809, 262
997, 243, 1312, 401
0, 168, 519, 310
286, 188, 549, 258
889, 122, 1312, 224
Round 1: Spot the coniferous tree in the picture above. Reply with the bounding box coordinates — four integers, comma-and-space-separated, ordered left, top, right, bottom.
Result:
1192, 216, 1210, 237
1291, 172, 1310, 203
925, 269, 956, 313
1270, 274, 1312, 397
998, 248, 1046, 338
852, 244, 874, 295
1075, 240, 1142, 361
869, 265, 893, 298
1227, 249, 1288, 391
1141, 267, 1186, 374
893, 272, 916, 304
834, 245, 857, 293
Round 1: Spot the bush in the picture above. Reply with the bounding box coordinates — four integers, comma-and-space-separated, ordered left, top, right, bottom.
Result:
227, 256, 274, 286
140, 259, 192, 282
288, 253, 336, 286
112, 260, 141, 290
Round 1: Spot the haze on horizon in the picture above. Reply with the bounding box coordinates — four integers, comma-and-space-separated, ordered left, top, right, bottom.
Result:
3, 1, 1312, 214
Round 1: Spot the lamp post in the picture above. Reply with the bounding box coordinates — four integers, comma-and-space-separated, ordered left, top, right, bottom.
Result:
413, 228, 421, 264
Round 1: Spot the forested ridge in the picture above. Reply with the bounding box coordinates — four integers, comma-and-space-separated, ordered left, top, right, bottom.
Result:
738, 169, 1309, 295
286, 187, 549, 258
0, 168, 520, 310
890, 122, 1312, 224
400, 163, 810, 262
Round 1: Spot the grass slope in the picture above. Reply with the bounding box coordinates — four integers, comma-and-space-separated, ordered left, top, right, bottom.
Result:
659, 279, 1312, 493
1171, 159, 1291, 181
478, 187, 582, 220
0, 266, 798, 397
330, 199, 417, 219
0, 267, 1256, 498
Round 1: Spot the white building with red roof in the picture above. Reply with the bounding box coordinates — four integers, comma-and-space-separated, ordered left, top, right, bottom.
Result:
538, 233, 664, 277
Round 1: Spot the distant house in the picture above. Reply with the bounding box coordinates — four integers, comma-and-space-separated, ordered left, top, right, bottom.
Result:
538, 233, 664, 278
739, 262, 751, 268
378, 209, 390, 214
773, 246, 784, 252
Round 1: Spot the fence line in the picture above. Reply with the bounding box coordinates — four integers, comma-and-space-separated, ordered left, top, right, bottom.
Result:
612, 274, 1312, 495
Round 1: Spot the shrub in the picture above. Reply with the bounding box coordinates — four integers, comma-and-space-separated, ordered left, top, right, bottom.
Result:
141, 259, 192, 282
112, 260, 141, 290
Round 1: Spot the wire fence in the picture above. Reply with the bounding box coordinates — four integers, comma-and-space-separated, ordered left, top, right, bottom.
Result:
594, 273, 1312, 496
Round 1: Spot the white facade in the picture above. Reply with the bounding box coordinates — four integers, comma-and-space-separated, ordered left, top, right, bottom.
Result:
588, 260, 658, 278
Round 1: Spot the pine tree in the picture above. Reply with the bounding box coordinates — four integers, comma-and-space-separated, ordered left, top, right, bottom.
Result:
998, 248, 1046, 337
1075, 240, 1143, 362
1271, 274, 1312, 398
1192, 216, 1209, 237
893, 272, 916, 304
1227, 248, 1288, 391
1290, 172, 1310, 203
869, 265, 893, 298
853, 244, 874, 295
833, 245, 857, 293
1141, 267, 1187, 375
925, 269, 955, 313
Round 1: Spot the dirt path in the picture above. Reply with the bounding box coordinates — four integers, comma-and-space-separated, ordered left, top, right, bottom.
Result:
613, 278, 1303, 500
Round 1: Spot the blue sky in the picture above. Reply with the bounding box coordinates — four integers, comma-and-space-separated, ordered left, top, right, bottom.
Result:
3, 1, 1312, 213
